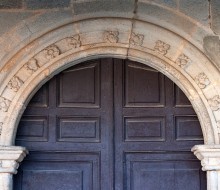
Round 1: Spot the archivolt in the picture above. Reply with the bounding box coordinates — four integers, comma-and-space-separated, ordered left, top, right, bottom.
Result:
0, 18, 219, 145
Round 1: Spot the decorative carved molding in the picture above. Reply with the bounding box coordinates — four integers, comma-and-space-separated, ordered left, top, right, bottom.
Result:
24, 58, 39, 74
154, 40, 170, 55
130, 32, 144, 46
7, 76, 23, 92
175, 54, 191, 68
217, 121, 220, 133
0, 122, 2, 136
43, 45, 60, 60
208, 95, 220, 111
0, 97, 11, 112
103, 31, 119, 43
195, 72, 210, 89
66, 34, 81, 48
164, 64, 181, 79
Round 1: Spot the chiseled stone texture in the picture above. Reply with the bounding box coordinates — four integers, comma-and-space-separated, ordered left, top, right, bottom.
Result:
25, 0, 71, 9
203, 36, 220, 69
0, 0, 22, 9
179, 0, 209, 25
211, 0, 220, 35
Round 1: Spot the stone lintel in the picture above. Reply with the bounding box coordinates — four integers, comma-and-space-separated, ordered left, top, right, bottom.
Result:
0, 146, 28, 174
192, 145, 220, 171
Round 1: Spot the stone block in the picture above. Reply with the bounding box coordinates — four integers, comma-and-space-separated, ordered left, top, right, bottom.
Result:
153, 0, 177, 8
211, 0, 220, 35
73, 0, 135, 17
0, 0, 22, 9
0, 12, 33, 35
203, 36, 220, 69
137, 2, 197, 38
179, 0, 209, 25
25, 0, 70, 9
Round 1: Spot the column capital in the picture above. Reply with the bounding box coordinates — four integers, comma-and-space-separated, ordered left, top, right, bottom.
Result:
192, 144, 220, 171
0, 146, 28, 174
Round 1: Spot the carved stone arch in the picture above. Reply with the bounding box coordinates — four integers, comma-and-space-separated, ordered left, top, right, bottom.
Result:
0, 17, 220, 190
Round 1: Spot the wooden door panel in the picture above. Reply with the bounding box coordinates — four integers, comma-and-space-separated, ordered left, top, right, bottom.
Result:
174, 85, 191, 107
124, 61, 165, 107
15, 152, 100, 190
175, 116, 203, 141
16, 116, 48, 142
57, 116, 100, 142
124, 116, 165, 142
58, 61, 100, 108
28, 84, 49, 108
125, 153, 205, 190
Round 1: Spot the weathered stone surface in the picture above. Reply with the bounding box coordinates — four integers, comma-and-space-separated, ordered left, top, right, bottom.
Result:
25, 0, 70, 9
152, 0, 177, 8
136, 2, 197, 39
203, 36, 220, 68
73, 0, 135, 17
179, 0, 209, 25
0, 0, 22, 9
0, 12, 33, 36
211, 0, 220, 35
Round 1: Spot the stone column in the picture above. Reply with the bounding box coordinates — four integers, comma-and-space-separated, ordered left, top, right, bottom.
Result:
0, 146, 28, 190
192, 145, 220, 190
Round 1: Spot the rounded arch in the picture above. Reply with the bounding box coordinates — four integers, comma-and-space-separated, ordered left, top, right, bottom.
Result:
0, 17, 219, 145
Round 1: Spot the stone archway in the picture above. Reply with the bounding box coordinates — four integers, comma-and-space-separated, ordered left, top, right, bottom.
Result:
0, 17, 220, 190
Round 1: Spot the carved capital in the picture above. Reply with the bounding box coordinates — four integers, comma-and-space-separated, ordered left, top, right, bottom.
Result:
192, 145, 220, 171
0, 146, 28, 174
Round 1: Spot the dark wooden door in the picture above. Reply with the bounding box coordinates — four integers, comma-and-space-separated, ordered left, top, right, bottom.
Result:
14, 59, 206, 190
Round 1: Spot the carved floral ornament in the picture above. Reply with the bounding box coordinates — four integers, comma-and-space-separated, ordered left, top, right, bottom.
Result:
208, 95, 220, 111
66, 34, 81, 48
154, 40, 170, 55
0, 96, 11, 112
7, 76, 23, 92
130, 32, 144, 46
24, 58, 39, 74
43, 45, 60, 60
103, 31, 119, 43
175, 54, 191, 68
194, 73, 210, 89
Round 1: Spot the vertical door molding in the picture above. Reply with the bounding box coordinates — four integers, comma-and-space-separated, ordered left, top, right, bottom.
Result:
0, 146, 28, 190
192, 145, 220, 190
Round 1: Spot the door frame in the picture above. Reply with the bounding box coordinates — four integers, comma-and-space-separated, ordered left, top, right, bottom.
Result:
0, 17, 220, 190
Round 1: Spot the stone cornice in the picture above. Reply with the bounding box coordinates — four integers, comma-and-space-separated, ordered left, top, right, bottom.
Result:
192, 145, 220, 171
0, 146, 28, 174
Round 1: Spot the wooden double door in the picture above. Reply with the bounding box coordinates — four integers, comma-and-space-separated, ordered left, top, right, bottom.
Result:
14, 59, 206, 190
